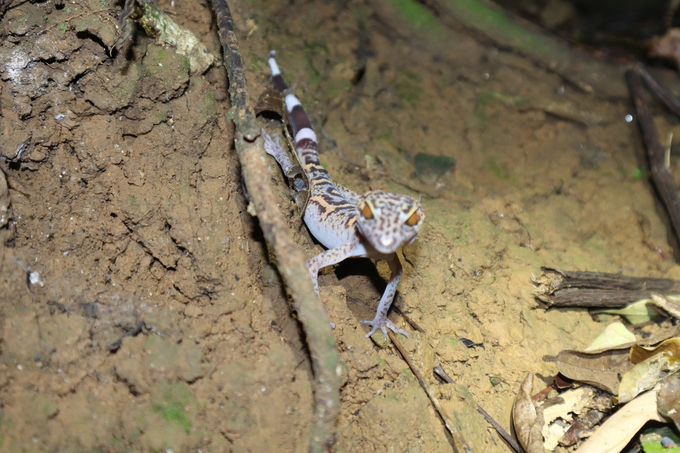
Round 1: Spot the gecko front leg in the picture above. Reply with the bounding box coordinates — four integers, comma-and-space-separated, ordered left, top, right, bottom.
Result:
359, 253, 408, 340
306, 237, 364, 295
262, 129, 307, 191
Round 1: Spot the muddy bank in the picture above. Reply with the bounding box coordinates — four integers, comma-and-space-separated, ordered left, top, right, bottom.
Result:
1, 0, 676, 451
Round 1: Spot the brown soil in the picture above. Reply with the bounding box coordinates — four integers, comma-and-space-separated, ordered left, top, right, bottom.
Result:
0, 0, 677, 451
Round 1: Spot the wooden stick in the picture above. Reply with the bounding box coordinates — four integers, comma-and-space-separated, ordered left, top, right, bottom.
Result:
637, 66, 680, 119
388, 331, 471, 453
536, 268, 680, 307
540, 267, 680, 292
476, 405, 525, 453
626, 69, 680, 250
210, 1, 342, 451
433, 365, 523, 452
541, 288, 656, 308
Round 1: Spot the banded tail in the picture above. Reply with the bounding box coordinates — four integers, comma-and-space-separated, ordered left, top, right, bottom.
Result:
268, 51, 321, 168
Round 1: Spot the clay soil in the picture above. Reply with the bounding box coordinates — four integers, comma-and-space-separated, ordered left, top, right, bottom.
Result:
1, 0, 678, 451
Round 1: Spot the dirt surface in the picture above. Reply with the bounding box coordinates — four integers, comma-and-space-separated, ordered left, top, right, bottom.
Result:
0, 0, 678, 451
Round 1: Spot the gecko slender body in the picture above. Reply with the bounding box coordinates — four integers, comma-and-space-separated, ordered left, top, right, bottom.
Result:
263, 51, 425, 339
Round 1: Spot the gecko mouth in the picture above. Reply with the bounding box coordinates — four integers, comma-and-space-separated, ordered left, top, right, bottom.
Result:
380, 236, 394, 248
367, 233, 413, 254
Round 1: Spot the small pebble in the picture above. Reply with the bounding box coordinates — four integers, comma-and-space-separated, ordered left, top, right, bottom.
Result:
661, 436, 676, 448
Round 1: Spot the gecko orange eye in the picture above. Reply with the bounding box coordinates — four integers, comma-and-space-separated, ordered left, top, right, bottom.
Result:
405, 212, 419, 226
361, 204, 374, 220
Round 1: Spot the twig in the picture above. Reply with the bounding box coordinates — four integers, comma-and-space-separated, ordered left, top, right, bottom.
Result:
432, 366, 520, 451
388, 331, 472, 453
637, 66, 680, 118
391, 301, 425, 333
210, 1, 342, 451
476, 405, 525, 453
626, 69, 680, 251
433, 364, 455, 383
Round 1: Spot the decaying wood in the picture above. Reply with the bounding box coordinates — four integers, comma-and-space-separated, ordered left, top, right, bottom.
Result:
534, 267, 680, 307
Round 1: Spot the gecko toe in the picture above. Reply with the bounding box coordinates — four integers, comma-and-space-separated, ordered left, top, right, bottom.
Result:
360, 318, 408, 340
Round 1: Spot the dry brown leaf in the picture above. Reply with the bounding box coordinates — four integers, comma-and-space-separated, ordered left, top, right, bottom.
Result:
650, 293, 680, 319
658, 372, 680, 432
638, 324, 680, 346
549, 349, 633, 394
618, 355, 678, 403
630, 337, 680, 364
575, 388, 663, 453
512, 373, 547, 453
617, 338, 680, 402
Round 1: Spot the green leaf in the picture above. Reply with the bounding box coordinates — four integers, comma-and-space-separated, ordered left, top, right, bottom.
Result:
599, 299, 656, 324
641, 426, 680, 452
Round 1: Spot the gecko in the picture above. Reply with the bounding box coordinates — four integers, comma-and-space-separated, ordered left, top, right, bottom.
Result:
262, 51, 425, 339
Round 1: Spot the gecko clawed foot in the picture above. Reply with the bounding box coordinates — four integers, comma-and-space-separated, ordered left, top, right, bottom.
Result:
360, 316, 409, 341
261, 129, 281, 153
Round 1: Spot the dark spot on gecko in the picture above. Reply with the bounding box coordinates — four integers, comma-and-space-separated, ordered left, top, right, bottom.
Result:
310, 199, 327, 216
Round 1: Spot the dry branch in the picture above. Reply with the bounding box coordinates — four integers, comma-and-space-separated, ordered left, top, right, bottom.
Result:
627, 69, 680, 252
534, 267, 680, 307
210, 1, 342, 450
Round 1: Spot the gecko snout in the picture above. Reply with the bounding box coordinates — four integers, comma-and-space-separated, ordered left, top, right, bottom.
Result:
380, 236, 394, 247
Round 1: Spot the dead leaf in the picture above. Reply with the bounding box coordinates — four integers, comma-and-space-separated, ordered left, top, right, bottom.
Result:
658, 372, 680, 432
618, 357, 678, 403
548, 349, 632, 394
650, 293, 680, 319
575, 388, 663, 453
512, 373, 547, 453
638, 324, 680, 346
631, 337, 680, 366
618, 337, 680, 403
583, 322, 637, 353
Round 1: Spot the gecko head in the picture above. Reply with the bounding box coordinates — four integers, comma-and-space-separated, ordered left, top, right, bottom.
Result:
355, 190, 425, 254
